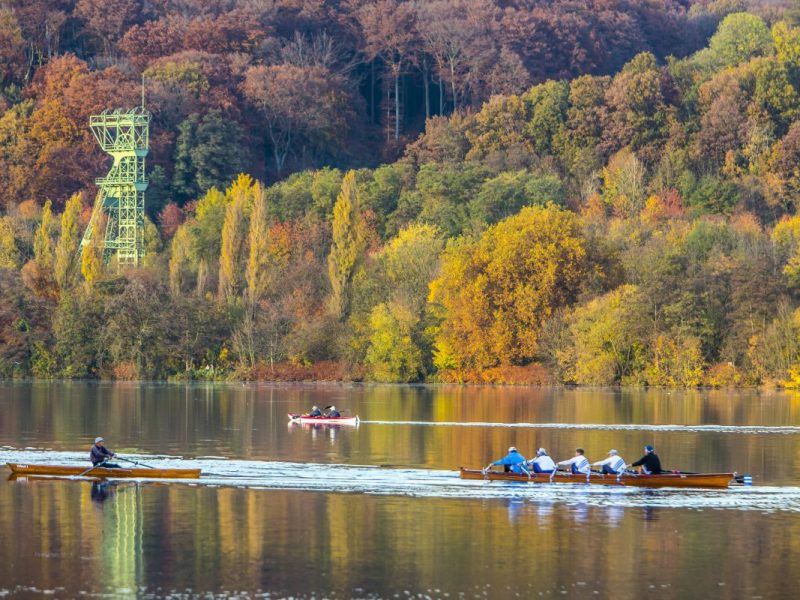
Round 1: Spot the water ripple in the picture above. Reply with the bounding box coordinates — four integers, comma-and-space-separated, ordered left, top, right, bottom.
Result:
3, 449, 799, 513
361, 421, 800, 434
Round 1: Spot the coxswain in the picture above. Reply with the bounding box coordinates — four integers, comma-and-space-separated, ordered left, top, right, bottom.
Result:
488, 446, 528, 474
308, 405, 322, 417
327, 405, 341, 418
557, 448, 591, 475
630, 445, 662, 474
528, 448, 556, 473
89, 437, 120, 468
592, 449, 627, 475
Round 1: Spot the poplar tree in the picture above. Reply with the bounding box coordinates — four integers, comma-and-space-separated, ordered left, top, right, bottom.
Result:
327, 170, 366, 320
218, 184, 247, 302
81, 212, 105, 288
246, 183, 270, 308
0, 217, 18, 269
33, 200, 54, 269
169, 225, 192, 297
54, 193, 82, 292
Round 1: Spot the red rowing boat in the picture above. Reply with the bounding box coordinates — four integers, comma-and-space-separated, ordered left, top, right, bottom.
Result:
288, 413, 360, 425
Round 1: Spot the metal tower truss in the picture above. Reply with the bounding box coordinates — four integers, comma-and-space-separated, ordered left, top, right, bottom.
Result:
81, 107, 150, 269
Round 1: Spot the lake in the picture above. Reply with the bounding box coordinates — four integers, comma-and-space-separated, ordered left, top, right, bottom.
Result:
1, 382, 799, 598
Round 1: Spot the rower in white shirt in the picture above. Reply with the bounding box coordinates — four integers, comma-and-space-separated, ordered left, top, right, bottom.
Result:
592, 449, 626, 475
557, 448, 591, 475
527, 448, 556, 473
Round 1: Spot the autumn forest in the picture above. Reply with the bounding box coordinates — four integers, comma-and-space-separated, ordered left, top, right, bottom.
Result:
2, 0, 800, 386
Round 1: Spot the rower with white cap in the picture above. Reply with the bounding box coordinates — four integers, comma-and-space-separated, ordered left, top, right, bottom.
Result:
527, 448, 556, 473
486, 446, 528, 474
592, 449, 627, 475
89, 437, 120, 468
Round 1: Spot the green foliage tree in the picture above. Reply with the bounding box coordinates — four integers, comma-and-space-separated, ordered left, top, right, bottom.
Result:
707, 13, 772, 68
416, 162, 490, 237
556, 285, 646, 385
469, 170, 565, 230
365, 302, 424, 382
173, 110, 248, 203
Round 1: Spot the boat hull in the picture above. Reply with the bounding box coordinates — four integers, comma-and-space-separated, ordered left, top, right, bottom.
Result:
6, 463, 201, 479
459, 468, 735, 488
288, 413, 359, 425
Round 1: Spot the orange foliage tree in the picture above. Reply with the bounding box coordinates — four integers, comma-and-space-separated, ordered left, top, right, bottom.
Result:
429, 204, 590, 372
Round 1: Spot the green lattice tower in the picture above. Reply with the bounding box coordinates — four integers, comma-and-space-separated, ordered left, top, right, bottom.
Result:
80, 107, 150, 268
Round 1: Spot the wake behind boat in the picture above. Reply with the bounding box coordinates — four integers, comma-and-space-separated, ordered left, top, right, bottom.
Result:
288, 413, 360, 425
460, 467, 738, 489
6, 462, 201, 479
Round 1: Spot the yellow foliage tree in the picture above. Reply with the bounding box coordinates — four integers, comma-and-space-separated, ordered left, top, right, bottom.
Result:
169, 225, 193, 297
218, 176, 253, 302
429, 204, 589, 371
81, 211, 106, 288
245, 183, 271, 308
645, 333, 705, 387
54, 193, 82, 292
0, 216, 19, 268
328, 170, 366, 319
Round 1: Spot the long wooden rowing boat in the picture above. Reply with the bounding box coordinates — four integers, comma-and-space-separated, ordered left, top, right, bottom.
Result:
288, 413, 360, 425
6, 463, 201, 479
460, 468, 736, 489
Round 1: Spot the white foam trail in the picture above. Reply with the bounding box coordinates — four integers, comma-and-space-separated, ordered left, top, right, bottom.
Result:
2, 449, 798, 513
361, 421, 800, 434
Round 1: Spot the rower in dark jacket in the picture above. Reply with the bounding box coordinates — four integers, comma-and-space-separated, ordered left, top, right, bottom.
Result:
308, 405, 322, 417
630, 445, 662, 474
90, 437, 120, 468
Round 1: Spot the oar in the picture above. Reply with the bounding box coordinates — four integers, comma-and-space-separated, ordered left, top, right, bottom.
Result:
117, 456, 155, 469
72, 460, 108, 479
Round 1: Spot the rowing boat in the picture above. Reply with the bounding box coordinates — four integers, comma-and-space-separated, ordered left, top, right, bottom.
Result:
288, 413, 360, 425
6, 463, 201, 479
459, 468, 736, 489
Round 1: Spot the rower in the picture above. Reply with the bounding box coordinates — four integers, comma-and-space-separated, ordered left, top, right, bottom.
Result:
89, 437, 120, 468
528, 448, 556, 473
557, 448, 591, 475
489, 446, 528, 474
630, 445, 662, 474
309, 405, 322, 417
326, 405, 341, 418
592, 449, 626, 475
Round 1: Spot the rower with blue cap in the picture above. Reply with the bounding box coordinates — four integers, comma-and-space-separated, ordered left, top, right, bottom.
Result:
89, 437, 120, 468
630, 444, 662, 474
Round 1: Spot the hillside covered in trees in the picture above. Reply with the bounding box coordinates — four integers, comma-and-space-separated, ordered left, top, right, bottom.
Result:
3, 0, 800, 386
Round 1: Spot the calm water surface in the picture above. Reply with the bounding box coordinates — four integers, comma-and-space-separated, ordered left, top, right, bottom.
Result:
1, 382, 800, 599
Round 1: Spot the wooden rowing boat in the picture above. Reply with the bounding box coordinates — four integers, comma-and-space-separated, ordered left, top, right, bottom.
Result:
6, 463, 201, 479
459, 468, 736, 489
288, 413, 360, 425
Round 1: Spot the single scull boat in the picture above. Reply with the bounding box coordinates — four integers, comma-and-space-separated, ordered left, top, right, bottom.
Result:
6, 463, 201, 479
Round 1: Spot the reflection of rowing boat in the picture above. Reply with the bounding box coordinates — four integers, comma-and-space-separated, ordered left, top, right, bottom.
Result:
6, 463, 201, 479
459, 468, 738, 489
287, 413, 360, 425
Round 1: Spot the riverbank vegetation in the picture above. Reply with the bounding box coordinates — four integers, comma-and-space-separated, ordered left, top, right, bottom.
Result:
3, 1, 800, 387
